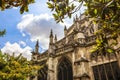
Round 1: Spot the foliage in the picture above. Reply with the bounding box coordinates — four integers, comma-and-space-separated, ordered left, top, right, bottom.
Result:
0, 0, 35, 14
47, 0, 78, 22
0, 0, 35, 36
0, 29, 6, 37
47, 0, 120, 55
0, 51, 40, 80
0, 0, 34, 36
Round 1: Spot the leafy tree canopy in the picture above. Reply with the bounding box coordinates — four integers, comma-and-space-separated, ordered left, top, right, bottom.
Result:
47, 0, 120, 55
0, 0, 35, 14
0, 0, 35, 36
0, 51, 40, 80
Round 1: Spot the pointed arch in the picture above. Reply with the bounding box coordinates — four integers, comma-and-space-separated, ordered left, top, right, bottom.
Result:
38, 65, 48, 80
57, 56, 73, 80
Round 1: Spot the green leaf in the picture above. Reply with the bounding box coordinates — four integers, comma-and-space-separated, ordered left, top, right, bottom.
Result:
68, 13, 71, 18
20, 6, 25, 14
0, 0, 2, 7
71, 4, 75, 10
47, 2, 54, 9
58, 11, 62, 16
0, 29, 6, 37
53, 14, 58, 20
25, 6, 29, 12
107, 48, 114, 53
94, 9, 97, 14
78, 0, 83, 2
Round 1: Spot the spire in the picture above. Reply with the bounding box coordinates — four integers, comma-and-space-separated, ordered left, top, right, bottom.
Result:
64, 25, 67, 30
76, 14, 78, 18
79, 12, 82, 20
76, 14, 78, 21
35, 39, 39, 47
54, 34, 57, 43
35, 39, 39, 53
64, 25, 67, 37
50, 29, 53, 38
73, 17, 76, 22
49, 29, 54, 44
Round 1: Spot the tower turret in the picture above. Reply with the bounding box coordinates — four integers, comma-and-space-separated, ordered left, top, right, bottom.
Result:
76, 14, 79, 21
54, 34, 57, 43
35, 39, 39, 54
64, 26, 67, 37
49, 29, 54, 44
49, 29, 55, 54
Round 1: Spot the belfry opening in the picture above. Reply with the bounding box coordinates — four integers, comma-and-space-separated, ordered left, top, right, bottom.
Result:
57, 57, 73, 80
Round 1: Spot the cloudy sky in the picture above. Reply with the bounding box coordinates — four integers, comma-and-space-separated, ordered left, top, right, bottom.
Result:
0, 0, 85, 60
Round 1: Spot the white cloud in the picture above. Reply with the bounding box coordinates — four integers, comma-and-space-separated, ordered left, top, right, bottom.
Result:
19, 41, 26, 47
17, 13, 72, 49
1, 42, 32, 60
12, 7, 18, 9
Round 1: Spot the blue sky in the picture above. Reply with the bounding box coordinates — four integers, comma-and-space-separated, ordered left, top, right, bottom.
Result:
0, 0, 75, 60
0, 0, 86, 60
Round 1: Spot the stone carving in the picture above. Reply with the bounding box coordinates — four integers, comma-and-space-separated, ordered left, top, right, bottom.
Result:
31, 14, 120, 80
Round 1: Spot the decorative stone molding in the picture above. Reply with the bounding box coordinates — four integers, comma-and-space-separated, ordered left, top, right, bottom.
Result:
74, 73, 90, 79
74, 57, 89, 65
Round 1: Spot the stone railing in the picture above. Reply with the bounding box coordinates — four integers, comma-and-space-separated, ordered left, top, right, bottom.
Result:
67, 33, 74, 44
86, 35, 97, 44
37, 52, 48, 61
55, 38, 66, 48
76, 35, 96, 46
37, 56, 48, 62
55, 33, 74, 48
55, 45, 74, 55
55, 35, 96, 54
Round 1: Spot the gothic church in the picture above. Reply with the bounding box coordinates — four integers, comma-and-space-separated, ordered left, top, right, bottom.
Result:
30, 14, 120, 80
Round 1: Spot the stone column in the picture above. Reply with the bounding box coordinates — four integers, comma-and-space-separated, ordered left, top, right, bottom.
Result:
33, 70, 38, 80
116, 50, 120, 67
72, 50, 76, 76
77, 49, 90, 80
47, 56, 54, 80
54, 58, 58, 80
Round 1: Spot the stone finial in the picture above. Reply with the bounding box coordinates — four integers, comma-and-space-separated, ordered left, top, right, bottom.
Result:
76, 14, 78, 21
64, 25, 67, 30
35, 39, 39, 53
64, 25, 67, 37
49, 29, 54, 44
54, 34, 57, 43
36, 39, 39, 47
73, 17, 76, 22
50, 29, 53, 38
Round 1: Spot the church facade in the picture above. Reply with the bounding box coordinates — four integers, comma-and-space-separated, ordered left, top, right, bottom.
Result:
31, 15, 120, 80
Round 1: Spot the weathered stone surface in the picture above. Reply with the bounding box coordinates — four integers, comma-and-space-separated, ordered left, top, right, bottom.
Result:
31, 14, 120, 80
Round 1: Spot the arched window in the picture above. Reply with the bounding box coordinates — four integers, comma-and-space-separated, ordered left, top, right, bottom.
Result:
38, 65, 48, 80
57, 57, 73, 80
